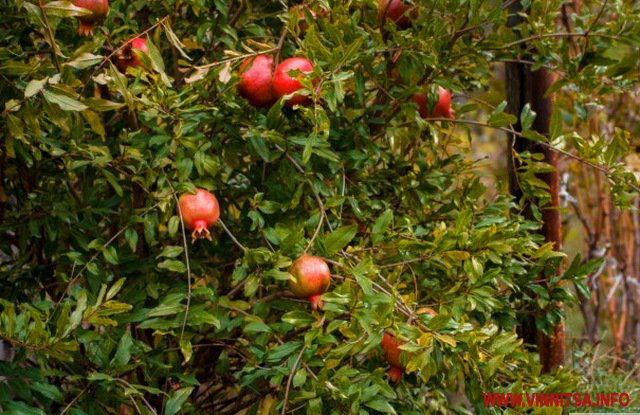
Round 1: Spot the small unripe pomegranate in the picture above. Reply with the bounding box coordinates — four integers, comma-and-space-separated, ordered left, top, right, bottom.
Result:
378, 0, 417, 29
177, 188, 220, 242
288, 255, 331, 310
412, 87, 454, 119
115, 37, 149, 72
72, 0, 109, 37
237, 55, 276, 108
272, 57, 315, 107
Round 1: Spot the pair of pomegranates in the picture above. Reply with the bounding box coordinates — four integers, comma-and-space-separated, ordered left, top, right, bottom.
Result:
71, 1, 148, 72
177, 189, 331, 308
237, 55, 315, 108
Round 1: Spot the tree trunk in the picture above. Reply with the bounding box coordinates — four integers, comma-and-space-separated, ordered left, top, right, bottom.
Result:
505, 61, 565, 373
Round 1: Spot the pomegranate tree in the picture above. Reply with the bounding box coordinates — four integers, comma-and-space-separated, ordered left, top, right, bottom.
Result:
177, 188, 220, 242
412, 87, 455, 119
237, 55, 276, 108
272, 57, 315, 107
72, 0, 109, 37
288, 255, 331, 310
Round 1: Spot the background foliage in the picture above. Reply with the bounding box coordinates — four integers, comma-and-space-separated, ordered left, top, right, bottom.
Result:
0, 0, 639, 414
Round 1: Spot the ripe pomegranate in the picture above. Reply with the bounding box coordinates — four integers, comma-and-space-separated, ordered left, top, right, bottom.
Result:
378, 0, 417, 29
381, 332, 404, 382
115, 37, 149, 72
237, 55, 277, 108
272, 57, 315, 107
177, 188, 220, 242
72, 0, 109, 37
288, 255, 331, 310
381, 308, 435, 382
412, 87, 454, 119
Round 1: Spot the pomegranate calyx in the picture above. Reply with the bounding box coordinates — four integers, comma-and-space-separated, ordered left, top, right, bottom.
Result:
388, 366, 403, 382
308, 293, 323, 310
191, 219, 211, 242
78, 21, 94, 36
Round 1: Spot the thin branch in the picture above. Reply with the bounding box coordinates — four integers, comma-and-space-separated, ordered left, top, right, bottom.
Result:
38, 0, 61, 72
421, 117, 640, 193
274, 27, 289, 66
60, 386, 89, 415
274, 145, 332, 253
168, 181, 193, 342
218, 218, 247, 251
280, 345, 306, 415
494, 32, 621, 51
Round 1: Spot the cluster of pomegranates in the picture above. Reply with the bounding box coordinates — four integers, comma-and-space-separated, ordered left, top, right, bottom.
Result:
71, 0, 149, 72
237, 55, 315, 108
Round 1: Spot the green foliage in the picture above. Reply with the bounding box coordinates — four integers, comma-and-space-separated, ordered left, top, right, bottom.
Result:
0, 0, 638, 413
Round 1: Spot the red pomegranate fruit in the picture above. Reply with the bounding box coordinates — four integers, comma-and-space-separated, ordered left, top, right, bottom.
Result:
272, 57, 315, 107
288, 255, 331, 310
177, 188, 220, 242
378, 0, 417, 29
237, 55, 277, 108
412, 87, 454, 119
381, 332, 405, 382
72, 0, 109, 37
115, 37, 149, 72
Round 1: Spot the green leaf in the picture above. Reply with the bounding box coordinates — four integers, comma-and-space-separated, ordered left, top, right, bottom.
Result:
156, 245, 185, 259
323, 225, 357, 255
66, 53, 103, 69
43, 1, 92, 16
113, 329, 133, 367
164, 387, 194, 415
24, 78, 48, 98
42, 90, 87, 111
158, 259, 187, 273
372, 209, 393, 244
30, 382, 64, 403
106, 278, 126, 300
365, 399, 397, 414
520, 103, 536, 131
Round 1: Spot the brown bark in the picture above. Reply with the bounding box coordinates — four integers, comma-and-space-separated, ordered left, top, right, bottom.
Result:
506, 59, 565, 372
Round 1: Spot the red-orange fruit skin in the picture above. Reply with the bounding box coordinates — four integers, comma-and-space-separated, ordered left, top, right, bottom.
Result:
272, 57, 315, 107
378, 0, 417, 29
412, 87, 454, 119
237, 55, 277, 108
116, 37, 149, 72
178, 188, 220, 242
288, 255, 331, 310
381, 332, 404, 369
72, 0, 109, 36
